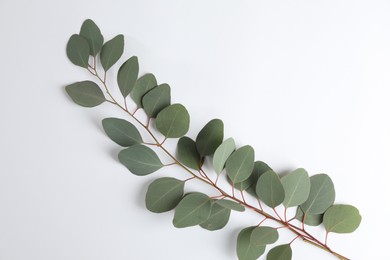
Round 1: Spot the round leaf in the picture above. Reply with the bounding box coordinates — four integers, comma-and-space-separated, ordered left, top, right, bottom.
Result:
226, 145, 255, 183
177, 137, 201, 170
156, 104, 190, 138
118, 144, 163, 175
256, 170, 285, 208
213, 137, 235, 174
196, 119, 224, 157
246, 161, 273, 196
267, 244, 292, 260
142, 84, 171, 118
102, 117, 143, 147
130, 73, 157, 107
250, 226, 279, 246
295, 207, 323, 226
236, 227, 266, 260
323, 204, 361, 233
117, 56, 139, 97
145, 177, 185, 213
65, 81, 105, 107
215, 199, 245, 212
173, 192, 211, 228
300, 174, 335, 214
66, 34, 89, 68
200, 202, 230, 231
281, 168, 310, 208
79, 19, 103, 56
100, 34, 124, 71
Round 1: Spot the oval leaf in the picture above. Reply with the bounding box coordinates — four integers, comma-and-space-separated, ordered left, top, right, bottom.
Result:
145, 177, 185, 213
281, 168, 310, 208
196, 119, 224, 157
300, 174, 335, 214
102, 117, 142, 147
100, 34, 124, 71
267, 244, 292, 260
236, 227, 266, 260
216, 199, 245, 212
256, 170, 285, 208
246, 161, 273, 196
173, 192, 211, 228
323, 204, 361, 233
250, 226, 279, 246
66, 34, 89, 68
295, 207, 323, 226
65, 81, 105, 107
200, 202, 231, 231
213, 138, 235, 174
226, 145, 255, 183
79, 19, 104, 56
142, 84, 171, 118
177, 136, 201, 170
117, 56, 139, 97
130, 73, 157, 107
118, 144, 163, 175
156, 104, 190, 138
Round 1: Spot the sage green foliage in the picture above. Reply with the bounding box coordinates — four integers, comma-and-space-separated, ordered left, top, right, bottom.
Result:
177, 137, 201, 170
200, 202, 230, 231
156, 104, 190, 138
130, 73, 157, 107
236, 227, 266, 260
267, 244, 292, 260
102, 117, 143, 147
118, 144, 163, 175
226, 145, 255, 183
256, 170, 285, 208
79, 19, 103, 56
142, 84, 171, 118
212, 137, 235, 174
246, 161, 272, 196
281, 168, 310, 208
323, 204, 361, 233
215, 199, 245, 212
145, 177, 184, 213
66, 34, 89, 68
100, 34, 124, 71
196, 119, 224, 157
173, 192, 211, 228
250, 226, 279, 246
117, 56, 139, 97
65, 81, 105, 107
295, 207, 323, 226
300, 174, 335, 214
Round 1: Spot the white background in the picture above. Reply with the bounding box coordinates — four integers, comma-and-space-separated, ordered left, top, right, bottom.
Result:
1, 0, 389, 259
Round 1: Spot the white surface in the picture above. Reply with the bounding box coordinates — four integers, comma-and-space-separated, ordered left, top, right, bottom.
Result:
0, 0, 389, 259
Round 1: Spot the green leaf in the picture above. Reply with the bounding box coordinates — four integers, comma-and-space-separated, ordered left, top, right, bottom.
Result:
250, 226, 279, 246
117, 56, 139, 97
65, 81, 105, 107
173, 192, 211, 228
177, 137, 201, 170
226, 145, 255, 183
212, 138, 235, 174
156, 104, 190, 138
267, 244, 292, 260
295, 207, 323, 226
215, 199, 245, 212
145, 177, 185, 213
196, 119, 224, 157
100, 34, 124, 71
236, 227, 266, 260
142, 84, 171, 118
118, 144, 163, 175
281, 168, 310, 208
66, 34, 89, 68
300, 174, 335, 214
79, 19, 103, 56
200, 202, 230, 231
102, 117, 143, 147
256, 170, 285, 208
246, 161, 273, 196
130, 73, 157, 108
323, 204, 361, 233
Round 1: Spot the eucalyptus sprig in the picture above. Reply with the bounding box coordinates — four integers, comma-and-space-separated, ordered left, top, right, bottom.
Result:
65, 19, 361, 260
